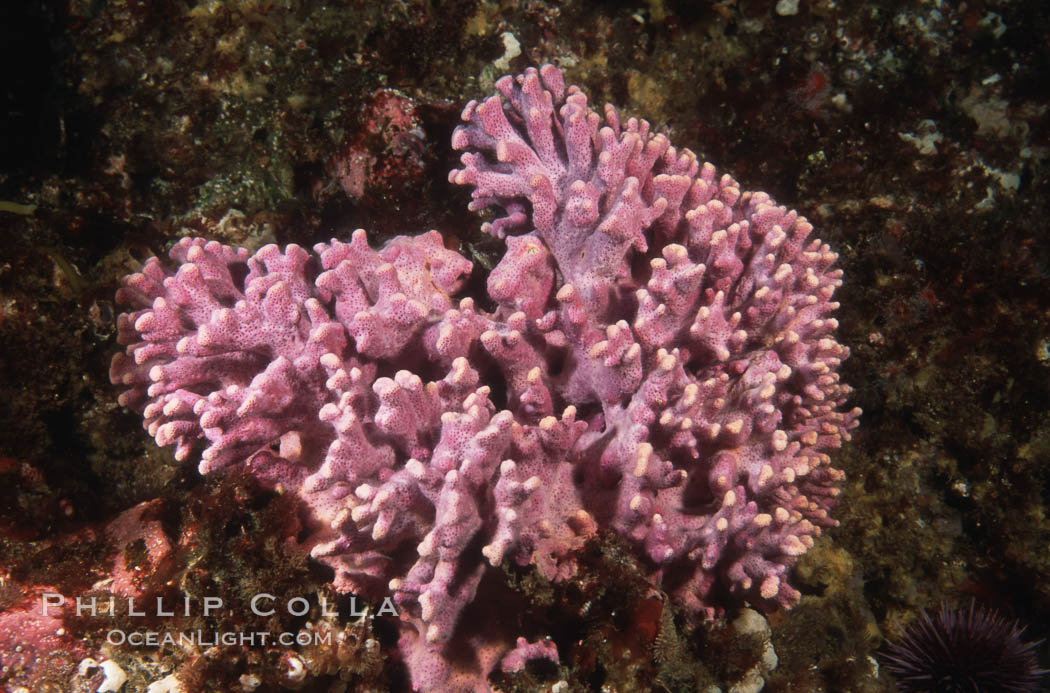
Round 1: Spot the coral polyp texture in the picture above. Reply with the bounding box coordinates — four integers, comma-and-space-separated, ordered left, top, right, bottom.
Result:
111, 64, 860, 691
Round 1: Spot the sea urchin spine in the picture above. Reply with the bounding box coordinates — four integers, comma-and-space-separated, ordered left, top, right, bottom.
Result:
883, 601, 1046, 693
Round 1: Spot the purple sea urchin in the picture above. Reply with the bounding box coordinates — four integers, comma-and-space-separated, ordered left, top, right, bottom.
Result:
883, 602, 1046, 693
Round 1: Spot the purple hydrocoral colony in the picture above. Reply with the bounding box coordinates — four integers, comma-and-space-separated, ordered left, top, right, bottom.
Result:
449, 64, 860, 612
111, 64, 859, 691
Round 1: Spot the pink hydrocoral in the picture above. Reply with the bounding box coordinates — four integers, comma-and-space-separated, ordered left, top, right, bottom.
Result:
110, 232, 590, 692
111, 64, 859, 692
450, 64, 860, 614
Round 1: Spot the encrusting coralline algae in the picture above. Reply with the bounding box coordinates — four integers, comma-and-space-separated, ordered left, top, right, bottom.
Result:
111, 64, 860, 691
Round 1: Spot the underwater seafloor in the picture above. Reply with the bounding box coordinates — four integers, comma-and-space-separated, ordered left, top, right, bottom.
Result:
1, 1, 1048, 691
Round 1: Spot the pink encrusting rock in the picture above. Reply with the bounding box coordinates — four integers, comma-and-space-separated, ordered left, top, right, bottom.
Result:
111, 64, 859, 691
